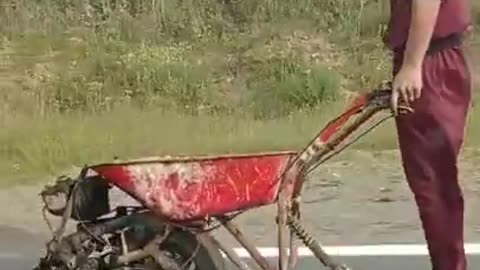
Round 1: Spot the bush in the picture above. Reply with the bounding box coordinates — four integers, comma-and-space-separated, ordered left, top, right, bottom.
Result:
0, 0, 389, 119
247, 58, 340, 119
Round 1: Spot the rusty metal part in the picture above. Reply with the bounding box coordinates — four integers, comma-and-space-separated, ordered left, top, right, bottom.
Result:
115, 248, 151, 265
53, 181, 76, 240
218, 217, 275, 270
305, 113, 393, 175
303, 104, 381, 173
289, 89, 414, 207
180, 240, 200, 269
282, 86, 413, 220
48, 167, 89, 242
287, 200, 300, 270
287, 232, 298, 270
277, 87, 407, 270
41, 210, 169, 269
150, 251, 184, 270
277, 195, 289, 270
120, 229, 129, 255
287, 105, 382, 208
286, 212, 350, 270
115, 230, 172, 266
200, 233, 253, 270
269, 85, 411, 270
286, 84, 412, 184
145, 243, 184, 270
42, 206, 55, 234
36, 83, 411, 270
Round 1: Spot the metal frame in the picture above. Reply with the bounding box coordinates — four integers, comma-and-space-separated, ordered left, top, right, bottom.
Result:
201, 84, 413, 270
38, 83, 412, 270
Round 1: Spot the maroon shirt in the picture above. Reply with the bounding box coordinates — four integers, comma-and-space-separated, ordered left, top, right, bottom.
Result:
387, 0, 472, 51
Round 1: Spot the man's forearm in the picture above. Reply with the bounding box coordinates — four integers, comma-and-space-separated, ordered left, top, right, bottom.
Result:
403, 0, 441, 68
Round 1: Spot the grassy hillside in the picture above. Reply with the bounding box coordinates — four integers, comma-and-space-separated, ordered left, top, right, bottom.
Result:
0, 0, 479, 184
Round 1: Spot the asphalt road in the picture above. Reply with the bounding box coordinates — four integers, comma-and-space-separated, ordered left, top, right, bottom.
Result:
2, 225, 480, 270
4, 250, 480, 270
265, 255, 480, 270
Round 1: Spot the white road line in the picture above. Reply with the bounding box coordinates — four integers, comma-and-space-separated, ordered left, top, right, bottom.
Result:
228, 243, 480, 258
3, 244, 480, 261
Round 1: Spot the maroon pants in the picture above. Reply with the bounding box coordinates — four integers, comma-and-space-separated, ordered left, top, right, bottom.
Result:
393, 45, 472, 270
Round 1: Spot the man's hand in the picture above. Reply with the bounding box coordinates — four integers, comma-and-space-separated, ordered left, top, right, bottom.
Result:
391, 64, 422, 115
390, 0, 441, 116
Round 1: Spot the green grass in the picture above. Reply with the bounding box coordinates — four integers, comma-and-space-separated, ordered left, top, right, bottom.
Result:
0, 0, 479, 185
2, 101, 478, 186
0, 103, 340, 185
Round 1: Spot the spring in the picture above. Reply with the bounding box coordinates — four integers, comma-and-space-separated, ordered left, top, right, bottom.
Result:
286, 212, 350, 270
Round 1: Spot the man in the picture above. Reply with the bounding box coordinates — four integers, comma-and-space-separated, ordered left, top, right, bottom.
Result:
387, 0, 472, 269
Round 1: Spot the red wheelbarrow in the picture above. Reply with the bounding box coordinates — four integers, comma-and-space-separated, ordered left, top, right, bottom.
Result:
36, 82, 412, 270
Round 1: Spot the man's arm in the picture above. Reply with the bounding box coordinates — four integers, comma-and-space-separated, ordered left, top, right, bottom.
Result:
402, 0, 442, 69
391, 0, 442, 114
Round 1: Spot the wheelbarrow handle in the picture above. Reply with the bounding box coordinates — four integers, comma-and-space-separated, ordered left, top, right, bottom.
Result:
365, 80, 414, 114
277, 80, 414, 195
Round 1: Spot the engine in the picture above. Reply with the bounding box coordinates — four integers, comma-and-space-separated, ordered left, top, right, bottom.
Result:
41, 174, 111, 222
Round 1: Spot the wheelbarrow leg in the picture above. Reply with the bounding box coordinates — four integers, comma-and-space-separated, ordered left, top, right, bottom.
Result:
287, 213, 351, 270
287, 200, 300, 270
218, 216, 275, 270
287, 231, 298, 270
277, 196, 289, 270
198, 233, 253, 270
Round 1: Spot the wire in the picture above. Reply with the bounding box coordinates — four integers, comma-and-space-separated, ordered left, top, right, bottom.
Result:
180, 242, 200, 270
42, 206, 55, 234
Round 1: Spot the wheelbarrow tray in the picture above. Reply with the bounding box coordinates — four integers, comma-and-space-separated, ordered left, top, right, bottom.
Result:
90, 151, 297, 221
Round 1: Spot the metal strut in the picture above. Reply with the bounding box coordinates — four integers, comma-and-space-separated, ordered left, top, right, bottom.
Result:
286, 212, 351, 270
